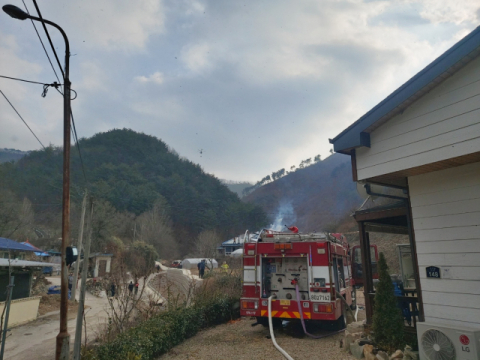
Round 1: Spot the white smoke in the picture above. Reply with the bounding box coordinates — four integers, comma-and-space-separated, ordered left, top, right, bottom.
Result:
270, 201, 296, 231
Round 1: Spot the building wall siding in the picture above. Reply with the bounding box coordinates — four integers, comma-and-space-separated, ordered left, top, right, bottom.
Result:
409, 162, 480, 328
356, 56, 480, 180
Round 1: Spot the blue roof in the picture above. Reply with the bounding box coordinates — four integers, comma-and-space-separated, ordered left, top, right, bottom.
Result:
0, 238, 36, 252
330, 25, 480, 154
20, 241, 49, 257
221, 238, 244, 246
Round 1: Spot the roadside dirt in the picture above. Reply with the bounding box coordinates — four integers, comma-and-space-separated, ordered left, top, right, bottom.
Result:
157, 289, 366, 360
157, 317, 357, 360
38, 294, 79, 315
150, 273, 186, 303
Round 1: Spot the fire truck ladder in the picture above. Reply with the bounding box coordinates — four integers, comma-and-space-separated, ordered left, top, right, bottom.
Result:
243, 230, 259, 294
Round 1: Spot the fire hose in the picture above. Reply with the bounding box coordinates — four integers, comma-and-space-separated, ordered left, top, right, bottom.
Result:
268, 296, 294, 360
294, 284, 353, 339
266, 286, 356, 359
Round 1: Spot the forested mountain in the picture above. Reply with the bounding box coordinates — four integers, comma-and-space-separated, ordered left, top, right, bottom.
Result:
243, 153, 408, 271
221, 180, 253, 198
0, 129, 267, 256
244, 153, 362, 232
0, 148, 28, 163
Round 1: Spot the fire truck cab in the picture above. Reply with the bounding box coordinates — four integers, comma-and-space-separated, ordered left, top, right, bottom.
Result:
241, 230, 354, 329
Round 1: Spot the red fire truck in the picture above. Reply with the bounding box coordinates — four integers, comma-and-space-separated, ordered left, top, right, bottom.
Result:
240, 229, 357, 329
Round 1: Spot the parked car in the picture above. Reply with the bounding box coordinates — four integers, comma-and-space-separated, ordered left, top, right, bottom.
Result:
47, 285, 61, 295
43, 266, 53, 276
48, 285, 71, 299
170, 260, 182, 269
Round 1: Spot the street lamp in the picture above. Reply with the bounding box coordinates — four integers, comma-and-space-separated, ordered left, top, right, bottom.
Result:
2, 5, 72, 360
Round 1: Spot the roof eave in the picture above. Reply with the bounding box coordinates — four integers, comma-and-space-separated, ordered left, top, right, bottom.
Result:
330, 25, 480, 154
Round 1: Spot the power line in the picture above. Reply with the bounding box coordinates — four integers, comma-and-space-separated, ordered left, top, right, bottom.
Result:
0, 75, 60, 87
30, 0, 65, 79
70, 110, 88, 186
22, 0, 62, 85
25, 1, 88, 188
0, 75, 60, 98
0, 90, 46, 150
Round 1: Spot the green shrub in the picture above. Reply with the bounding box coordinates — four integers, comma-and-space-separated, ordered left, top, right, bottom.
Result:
372, 252, 405, 353
84, 295, 239, 360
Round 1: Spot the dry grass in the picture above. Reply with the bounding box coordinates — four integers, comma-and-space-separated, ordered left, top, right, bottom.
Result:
38, 294, 78, 316
157, 317, 356, 360
150, 273, 188, 305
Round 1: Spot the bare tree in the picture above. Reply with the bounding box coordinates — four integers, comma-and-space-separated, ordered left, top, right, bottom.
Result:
137, 199, 178, 259
0, 190, 34, 239
194, 230, 222, 266
102, 244, 156, 337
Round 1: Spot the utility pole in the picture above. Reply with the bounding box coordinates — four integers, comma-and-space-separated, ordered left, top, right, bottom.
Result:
72, 190, 87, 301
1, 6, 71, 358
73, 198, 94, 360
0, 255, 14, 360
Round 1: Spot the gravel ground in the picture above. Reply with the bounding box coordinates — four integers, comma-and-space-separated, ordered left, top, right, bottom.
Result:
157, 317, 357, 360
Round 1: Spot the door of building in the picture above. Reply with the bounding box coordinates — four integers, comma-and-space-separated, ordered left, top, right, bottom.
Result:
98, 260, 107, 277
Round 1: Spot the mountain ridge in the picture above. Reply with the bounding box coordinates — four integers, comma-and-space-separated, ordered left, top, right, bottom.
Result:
243, 153, 362, 232
0, 129, 268, 254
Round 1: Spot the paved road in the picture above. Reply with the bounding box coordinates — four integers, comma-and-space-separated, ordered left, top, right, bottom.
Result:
4, 269, 201, 360
4, 278, 109, 360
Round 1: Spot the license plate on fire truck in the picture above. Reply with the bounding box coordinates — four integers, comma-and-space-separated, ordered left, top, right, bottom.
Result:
310, 293, 331, 302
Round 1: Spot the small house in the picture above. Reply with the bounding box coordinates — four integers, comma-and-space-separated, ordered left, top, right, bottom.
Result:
330, 25, 480, 331
89, 253, 113, 278
0, 237, 57, 326
218, 236, 244, 256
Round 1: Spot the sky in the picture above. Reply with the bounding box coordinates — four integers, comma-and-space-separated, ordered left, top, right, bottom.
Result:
1, 0, 479, 182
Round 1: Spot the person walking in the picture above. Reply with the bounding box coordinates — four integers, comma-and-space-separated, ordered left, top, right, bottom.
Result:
134, 281, 139, 295
128, 281, 134, 294
197, 259, 206, 279
110, 283, 116, 298
68, 273, 73, 291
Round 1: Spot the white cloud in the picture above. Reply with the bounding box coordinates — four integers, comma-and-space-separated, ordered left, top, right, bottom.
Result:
180, 43, 213, 74
414, 0, 480, 25
134, 72, 165, 84
78, 61, 109, 91
37, 0, 166, 52
1, 0, 478, 181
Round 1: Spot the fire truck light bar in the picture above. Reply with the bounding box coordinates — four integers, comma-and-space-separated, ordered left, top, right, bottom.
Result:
274, 243, 292, 250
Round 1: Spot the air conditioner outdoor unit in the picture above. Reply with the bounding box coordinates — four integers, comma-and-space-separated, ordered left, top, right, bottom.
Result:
417, 322, 480, 360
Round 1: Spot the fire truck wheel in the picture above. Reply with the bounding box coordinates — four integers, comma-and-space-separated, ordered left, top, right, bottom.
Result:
324, 315, 346, 331
257, 316, 282, 328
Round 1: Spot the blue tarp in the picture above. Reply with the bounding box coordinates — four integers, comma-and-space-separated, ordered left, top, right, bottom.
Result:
20, 241, 49, 257
0, 237, 36, 252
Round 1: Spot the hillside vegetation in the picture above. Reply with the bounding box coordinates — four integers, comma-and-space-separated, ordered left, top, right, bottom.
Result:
0, 148, 27, 163
0, 129, 267, 256
244, 153, 362, 232
221, 180, 253, 198
243, 154, 408, 270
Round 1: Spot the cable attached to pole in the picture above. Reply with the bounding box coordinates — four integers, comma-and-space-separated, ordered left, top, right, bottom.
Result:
0, 90, 46, 149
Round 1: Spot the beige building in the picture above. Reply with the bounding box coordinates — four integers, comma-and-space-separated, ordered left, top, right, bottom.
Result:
331, 25, 480, 333
89, 253, 113, 277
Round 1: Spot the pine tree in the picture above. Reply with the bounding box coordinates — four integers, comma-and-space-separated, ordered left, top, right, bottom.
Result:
372, 252, 405, 353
